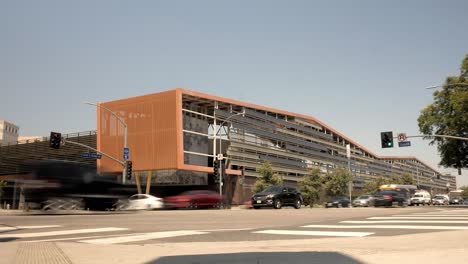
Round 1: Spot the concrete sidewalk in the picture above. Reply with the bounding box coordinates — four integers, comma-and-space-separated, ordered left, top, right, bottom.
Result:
3, 229, 463, 264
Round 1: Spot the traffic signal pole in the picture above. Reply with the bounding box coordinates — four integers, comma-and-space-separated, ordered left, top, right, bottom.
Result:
401, 134, 468, 141
63, 139, 125, 168
84, 101, 128, 184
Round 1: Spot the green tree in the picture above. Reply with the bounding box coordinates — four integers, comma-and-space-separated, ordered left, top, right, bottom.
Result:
363, 176, 390, 194
253, 161, 283, 193
299, 168, 323, 207
400, 173, 416, 185
418, 55, 468, 175
325, 167, 351, 197
460, 186, 468, 200
388, 174, 416, 185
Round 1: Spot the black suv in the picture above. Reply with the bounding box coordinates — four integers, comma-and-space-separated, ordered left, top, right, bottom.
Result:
251, 185, 303, 209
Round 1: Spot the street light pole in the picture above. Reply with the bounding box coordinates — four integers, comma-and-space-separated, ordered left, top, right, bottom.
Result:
425, 83, 468, 89
214, 111, 245, 205
84, 101, 128, 184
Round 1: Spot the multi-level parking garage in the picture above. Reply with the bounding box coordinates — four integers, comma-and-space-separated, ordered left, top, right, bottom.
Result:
0, 89, 457, 206
95, 89, 456, 203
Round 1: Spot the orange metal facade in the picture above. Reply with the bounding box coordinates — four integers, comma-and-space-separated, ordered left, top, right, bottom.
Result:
97, 90, 182, 173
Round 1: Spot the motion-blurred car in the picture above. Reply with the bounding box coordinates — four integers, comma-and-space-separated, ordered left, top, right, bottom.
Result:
326, 197, 350, 208
352, 195, 375, 207
449, 196, 463, 205
373, 191, 407, 207
463, 199, 468, 205
251, 185, 303, 209
432, 195, 449, 205
125, 194, 164, 210
164, 190, 223, 209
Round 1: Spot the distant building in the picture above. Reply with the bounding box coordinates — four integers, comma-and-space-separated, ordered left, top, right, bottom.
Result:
18, 136, 42, 142
0, 120, 19, 146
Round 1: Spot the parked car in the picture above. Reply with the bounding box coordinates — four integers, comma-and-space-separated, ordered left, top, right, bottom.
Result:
326, 197, 350, 208
251, 185, 303, 209
164, 190, 223, 209
373, 190, 407, 207
463, 199, 468, 205
352, 195, 375, 207
124, 194, 164, 210
410, 191, 432, 206
432, 195, 449, 205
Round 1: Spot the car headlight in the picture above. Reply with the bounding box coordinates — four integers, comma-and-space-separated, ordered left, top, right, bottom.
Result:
266, 194, 275, 199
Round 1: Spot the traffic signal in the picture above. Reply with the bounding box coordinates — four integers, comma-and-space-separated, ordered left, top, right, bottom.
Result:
126, 160, 133, 180
213, 159, 219, 182
380, 131, 394, 148
49, 132, 62, 149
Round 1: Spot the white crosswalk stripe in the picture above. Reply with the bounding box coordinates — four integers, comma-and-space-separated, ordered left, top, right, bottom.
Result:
368, 216, 468, 220
342, 220, 468, 224
79, 230, 208, 244
302, 225, 468, 230
0, 225, 62, 232
0, 227, 129, 239
391, 214, 468, 217
253, 230, 374, 237
253, 211, 468, 238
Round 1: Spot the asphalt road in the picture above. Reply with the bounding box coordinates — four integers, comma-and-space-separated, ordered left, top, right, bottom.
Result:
1, 206, 468, 245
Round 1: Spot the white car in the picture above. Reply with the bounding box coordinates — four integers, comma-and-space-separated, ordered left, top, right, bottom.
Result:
126, 194, 164, 210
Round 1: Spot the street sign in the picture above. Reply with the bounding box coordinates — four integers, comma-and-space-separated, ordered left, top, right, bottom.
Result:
81, 153, 102, 159
123, 147, 129, 160
398, 141, 411, 147
397, 133, 407, 142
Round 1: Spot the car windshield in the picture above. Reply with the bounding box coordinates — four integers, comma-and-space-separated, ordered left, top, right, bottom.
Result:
358, 196, 369, 199
260, 186, 282, 193
413, 194, 423, 197
434, 196, 444, 199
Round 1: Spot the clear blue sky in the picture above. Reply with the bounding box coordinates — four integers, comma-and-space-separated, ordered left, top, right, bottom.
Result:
1, 1, 467, 185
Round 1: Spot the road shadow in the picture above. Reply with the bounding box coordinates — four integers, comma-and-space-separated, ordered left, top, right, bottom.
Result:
0, 237, 17, 243
146, 252, 363, 264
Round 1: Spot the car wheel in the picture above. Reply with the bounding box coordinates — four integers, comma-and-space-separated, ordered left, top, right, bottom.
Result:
294, 199, 301, 209
190, 201, 198, 209
253, 206, 260, 209
274, 199, 282, 209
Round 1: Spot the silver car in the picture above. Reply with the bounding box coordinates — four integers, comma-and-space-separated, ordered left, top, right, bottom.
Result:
352, 195, 375, 207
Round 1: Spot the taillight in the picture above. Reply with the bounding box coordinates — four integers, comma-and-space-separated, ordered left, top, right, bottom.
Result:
384, 196, 393, 201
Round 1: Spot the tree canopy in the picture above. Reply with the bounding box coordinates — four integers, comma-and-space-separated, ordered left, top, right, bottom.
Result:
418, 55, 468, 175
363, 176, 390, 194
325, 167, 351, 197
299, 168, 323, 206
253, 161, 283, 193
